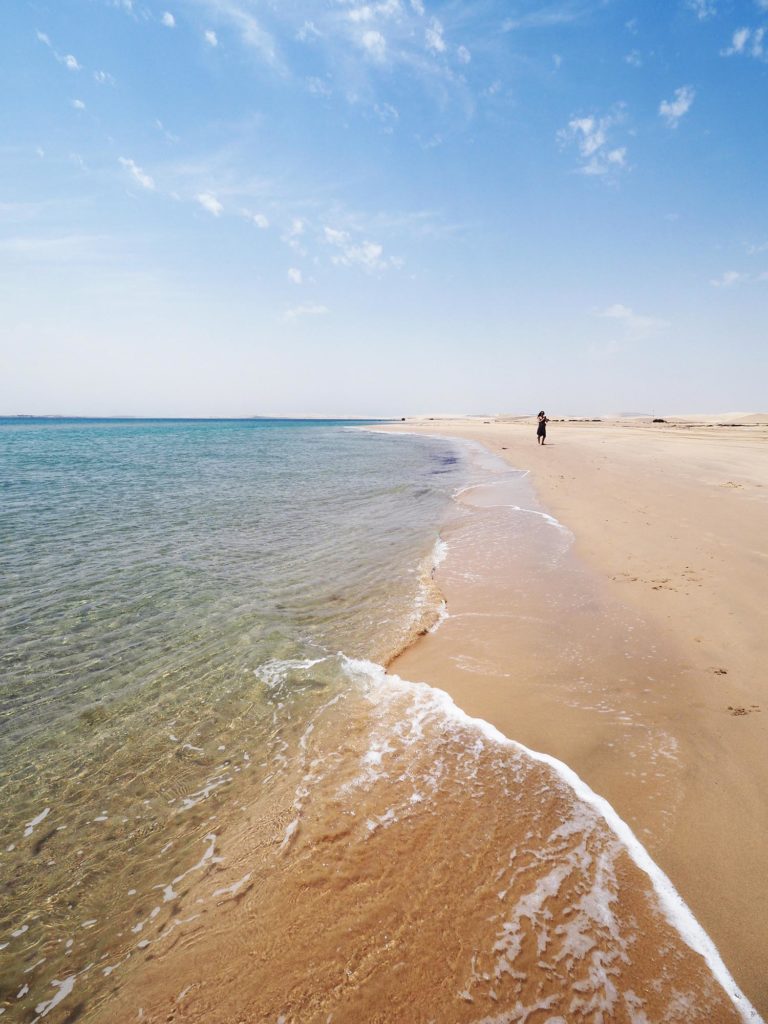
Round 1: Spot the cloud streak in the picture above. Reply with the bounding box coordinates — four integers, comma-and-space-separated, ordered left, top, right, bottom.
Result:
119, 157, 156, 190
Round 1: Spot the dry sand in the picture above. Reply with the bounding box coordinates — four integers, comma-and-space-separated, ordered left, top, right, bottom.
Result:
384, 413, 768, 1015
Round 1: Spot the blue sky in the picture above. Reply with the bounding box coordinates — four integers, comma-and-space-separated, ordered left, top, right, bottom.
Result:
2, 0, 767, 416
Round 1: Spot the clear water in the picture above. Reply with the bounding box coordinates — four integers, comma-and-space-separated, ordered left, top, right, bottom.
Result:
0, 418, 466, 1020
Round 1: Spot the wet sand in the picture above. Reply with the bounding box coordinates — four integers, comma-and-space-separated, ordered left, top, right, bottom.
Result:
386, 414, 768, 1015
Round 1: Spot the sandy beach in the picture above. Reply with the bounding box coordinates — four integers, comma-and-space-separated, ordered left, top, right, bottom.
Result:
384, 413, 768, 1015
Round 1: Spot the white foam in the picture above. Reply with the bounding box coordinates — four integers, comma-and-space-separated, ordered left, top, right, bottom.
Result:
254, 657, 326, 690
432, 536, 449, 568
34, 975, 75, 1018
340, 657, 762, 1024
24, 808, 51, 838
212, 873, 252, 900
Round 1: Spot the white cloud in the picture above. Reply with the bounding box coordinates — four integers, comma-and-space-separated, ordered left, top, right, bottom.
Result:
283, 304, 329, 321
119, 157, 155, 191
93, 70, 116, 85
425, 18, 446, 54
72, 99, 86, 110
659, 85, 695, 126
721, 25, 765, 58
282, 217, 306, 252
162, 12, 176, 28
606, 147, 627, 167
288, 267, 303, 284
558, 108, 628, 177
195, 3, 279, 66
722, 27, 750, 54
242, 210, 269, 229
624, 50, 642, 67
457, 45, 471, 64
410, 0, 425, 14
324, 226, 391, 271
349, 6, 375, 23
710, 270, 743, 287
37, 32, 83, 72
196, 192, 223, 215
686, 0, 717, 19
361, 30, 386, 60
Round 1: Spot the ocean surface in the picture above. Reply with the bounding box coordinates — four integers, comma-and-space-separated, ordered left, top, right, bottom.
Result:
0, 418, 756, 1023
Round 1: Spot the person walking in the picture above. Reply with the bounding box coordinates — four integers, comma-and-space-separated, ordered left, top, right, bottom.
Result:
536, 411, 548, 445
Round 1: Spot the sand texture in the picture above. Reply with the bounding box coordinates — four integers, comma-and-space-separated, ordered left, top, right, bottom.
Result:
385, 414, 768, 1014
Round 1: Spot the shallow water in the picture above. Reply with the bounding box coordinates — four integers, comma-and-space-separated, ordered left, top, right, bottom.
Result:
0, 420, 756, 1023
0, 418, 466, 1021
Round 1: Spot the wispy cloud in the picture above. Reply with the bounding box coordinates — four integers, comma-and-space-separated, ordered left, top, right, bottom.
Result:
558, 107, 628, 176
196, 192, 223, 215
189, 0, 473, 112
287, 267, 303, 284
323, 226, 394, 271
659, 85, 695, 127
191, 1, 281, 67
119, 157, 156, 191
283, 303, 329, 321
72, 99, 86, 110
597, 303, 669, 338
162, 12, 176, 28
502, 1, 602, 31
241, 209, 269, 229
204, 29, 219, 46
686, 0, 717, 20
710, 270, 744, 287
425, 18, 446, 54
721, 26, 766, 58
36, 31, 82, 71
93, 70, 116, 85
361, 29, 387, 60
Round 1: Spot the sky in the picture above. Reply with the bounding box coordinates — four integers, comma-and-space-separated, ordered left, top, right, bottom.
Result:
2, 0, 767, 416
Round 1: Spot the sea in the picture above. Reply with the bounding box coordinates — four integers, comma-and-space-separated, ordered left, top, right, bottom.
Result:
0, 418, 758, 1024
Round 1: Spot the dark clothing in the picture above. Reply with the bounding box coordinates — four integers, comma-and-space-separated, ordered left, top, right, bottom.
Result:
537, 421, 546, 437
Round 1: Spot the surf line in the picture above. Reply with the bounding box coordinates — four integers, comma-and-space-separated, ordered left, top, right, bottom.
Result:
343, 658, 763, 1024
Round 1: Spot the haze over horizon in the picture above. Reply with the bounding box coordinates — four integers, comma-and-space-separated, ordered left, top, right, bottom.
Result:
3, 0, 767, 418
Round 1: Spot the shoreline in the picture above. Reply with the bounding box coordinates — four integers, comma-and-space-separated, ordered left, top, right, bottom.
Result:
380, 416, 768, 1016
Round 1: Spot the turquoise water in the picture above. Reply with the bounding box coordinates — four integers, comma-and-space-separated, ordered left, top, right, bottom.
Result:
0, 418, 466, 1020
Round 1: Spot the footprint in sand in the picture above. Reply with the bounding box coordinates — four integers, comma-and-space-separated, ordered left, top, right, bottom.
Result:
727, 705, 761, 716
651, 579, 677, 591
713, 668, 728, 676
721, 481, 743, 488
